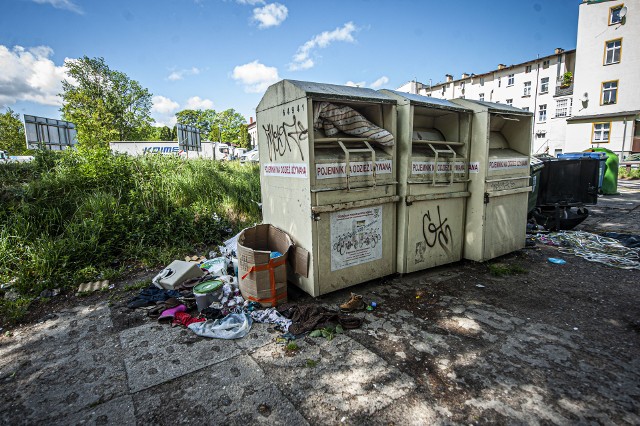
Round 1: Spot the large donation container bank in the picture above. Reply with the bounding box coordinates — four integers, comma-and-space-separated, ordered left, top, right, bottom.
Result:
451, 99, 533, 262
256, 80, 399, 297
381, 90, 473, 273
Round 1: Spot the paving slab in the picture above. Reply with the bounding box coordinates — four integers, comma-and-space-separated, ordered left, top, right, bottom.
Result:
251, 334, 415, 425
119, 321, 243, 393
132, 354, 307, 425
54, 395, 136, 426
0, 304, 127, 423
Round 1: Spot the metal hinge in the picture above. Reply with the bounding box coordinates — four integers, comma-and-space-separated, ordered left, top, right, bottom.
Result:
484, 192, 489, 204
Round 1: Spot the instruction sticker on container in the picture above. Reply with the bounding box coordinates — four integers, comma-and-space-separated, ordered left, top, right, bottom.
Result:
330, 206, 382, 271
316, 160, 392, 180
263, 163, 308, 178
411, 161, 467, 175
488, 158, 528, 170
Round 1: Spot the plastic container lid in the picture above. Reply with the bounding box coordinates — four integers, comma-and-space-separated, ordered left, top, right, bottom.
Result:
193, 280, 223, 294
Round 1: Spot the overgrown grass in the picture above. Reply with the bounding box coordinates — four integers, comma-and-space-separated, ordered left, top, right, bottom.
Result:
0, 149, 261, 324
487, 263, 528, 277
619, 167, 640, 180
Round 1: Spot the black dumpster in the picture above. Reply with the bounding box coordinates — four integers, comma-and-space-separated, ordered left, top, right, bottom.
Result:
532, 157, 600, 230
527, 158, 545, 217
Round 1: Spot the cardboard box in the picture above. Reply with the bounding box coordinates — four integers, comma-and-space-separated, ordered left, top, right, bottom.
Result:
238, 224, 308, 307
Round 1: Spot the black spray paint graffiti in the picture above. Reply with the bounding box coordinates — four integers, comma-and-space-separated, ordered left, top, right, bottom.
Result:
422, 205, 453, 256
262, 114, 308, 161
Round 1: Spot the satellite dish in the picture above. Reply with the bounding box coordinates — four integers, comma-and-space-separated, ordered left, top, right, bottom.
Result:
619, 6, 627, 18
580, 92, 589, 102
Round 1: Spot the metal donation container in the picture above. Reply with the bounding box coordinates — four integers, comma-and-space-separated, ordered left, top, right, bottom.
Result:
256, 80, 399, 297
381, 90, 472, 273
452, 99, 533, 262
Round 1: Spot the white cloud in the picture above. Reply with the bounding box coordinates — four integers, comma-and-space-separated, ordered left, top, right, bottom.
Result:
232, 60, 279, 93
252, 3, 288, 29
289, 22, 357, 71
31, 0, 83, 14
151, 95, 180, 127
345, 81, 366, 88
237, 0, 264, 4
184, 96, 214, 110
0, 45, 68, 107
167, 67, 201, 81
370, 76, 389, 89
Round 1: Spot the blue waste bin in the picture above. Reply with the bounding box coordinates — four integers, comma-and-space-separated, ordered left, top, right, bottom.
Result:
558, 152, 607, 191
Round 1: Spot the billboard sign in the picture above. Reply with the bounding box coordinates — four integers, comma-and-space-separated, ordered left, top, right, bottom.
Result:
24, 115, 78, 150
176, 123, 202, 152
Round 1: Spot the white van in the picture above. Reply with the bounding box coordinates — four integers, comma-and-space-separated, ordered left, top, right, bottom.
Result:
214, 143, 231, 160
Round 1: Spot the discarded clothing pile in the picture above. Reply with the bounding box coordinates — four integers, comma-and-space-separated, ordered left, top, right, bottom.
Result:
313, 102, 395, 146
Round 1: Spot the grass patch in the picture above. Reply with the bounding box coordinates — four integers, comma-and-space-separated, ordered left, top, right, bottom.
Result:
305, 359, 319, 368
0, 297, 33, 326
487, 263, 528, 277
619, 167, 640, 180
0, 149, 261, 324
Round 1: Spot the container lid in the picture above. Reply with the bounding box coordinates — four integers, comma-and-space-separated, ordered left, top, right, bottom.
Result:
193, 280, 223, 294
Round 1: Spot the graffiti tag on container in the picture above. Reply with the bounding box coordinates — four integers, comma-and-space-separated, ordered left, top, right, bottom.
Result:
422, 205, 453, 256
262, 114, 308, 161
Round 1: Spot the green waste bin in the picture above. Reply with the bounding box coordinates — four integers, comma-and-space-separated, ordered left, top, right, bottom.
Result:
584, 148, 618, 194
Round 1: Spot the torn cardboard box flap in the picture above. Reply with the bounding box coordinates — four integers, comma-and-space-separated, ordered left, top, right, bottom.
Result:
237, 224, 309, 307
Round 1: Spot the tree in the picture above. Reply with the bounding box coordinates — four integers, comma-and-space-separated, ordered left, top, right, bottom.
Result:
0, 108, 27, 155
175, 109, 217, 140
238, 124, 250, 149
215, 109, 246, 145
60, 56, 154, 148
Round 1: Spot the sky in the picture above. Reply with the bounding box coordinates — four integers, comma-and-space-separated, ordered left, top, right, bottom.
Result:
0, 0, 580, 128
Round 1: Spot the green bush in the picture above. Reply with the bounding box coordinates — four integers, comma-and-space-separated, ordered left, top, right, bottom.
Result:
0, 149, 261, 304
619, 167, 640, 180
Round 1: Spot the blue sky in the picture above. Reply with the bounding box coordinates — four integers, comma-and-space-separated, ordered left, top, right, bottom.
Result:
0, 0, 580, 127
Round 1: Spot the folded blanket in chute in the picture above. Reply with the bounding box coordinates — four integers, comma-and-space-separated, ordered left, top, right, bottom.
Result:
313, 102, 394, 146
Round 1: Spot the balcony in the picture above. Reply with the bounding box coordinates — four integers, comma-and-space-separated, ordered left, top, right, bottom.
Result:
555, 75, 573, 97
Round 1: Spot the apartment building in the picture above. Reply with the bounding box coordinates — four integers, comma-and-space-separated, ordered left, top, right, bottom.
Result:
397, 0, 639, 158
566, 0, 640, 156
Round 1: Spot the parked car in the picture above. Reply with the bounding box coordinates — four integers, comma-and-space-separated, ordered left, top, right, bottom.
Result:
239, 148, 259, 163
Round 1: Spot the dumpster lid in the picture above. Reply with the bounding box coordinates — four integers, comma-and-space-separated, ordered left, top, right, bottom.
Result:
257, 80, 396, 111
530, 157, 545, 172
381, 90, 473, 113
454, 99, 533, 116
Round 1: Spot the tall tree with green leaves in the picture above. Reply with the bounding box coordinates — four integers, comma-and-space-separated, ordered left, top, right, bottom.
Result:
60, 56, 154, 148
175, 109, 217, 140
0, 108, 27, 155
238, 124, 250, 149
215, 109, 246, 145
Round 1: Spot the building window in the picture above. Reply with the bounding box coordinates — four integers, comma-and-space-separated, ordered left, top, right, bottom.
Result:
601, 80, 618, 105
592, 122, 611, 143
555, 98, 572, 117
538, 104, 547, 122
540, 77, 549, 93
506, 99, 513, 106
525, 65, 532, 73
524, 81, 531, 96
609, 4, 624, 25
498, 78, 501, 87
604, 39, 622, 65
542, 60, 550, 69
479, 93, 484, 101
507, 74, 514, 86
480, 77, 485, 86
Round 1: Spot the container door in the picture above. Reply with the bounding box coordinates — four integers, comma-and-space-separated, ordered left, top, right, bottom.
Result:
313, 202, 396, 295
406, 197, 465, 273
483, 192, 528, 260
